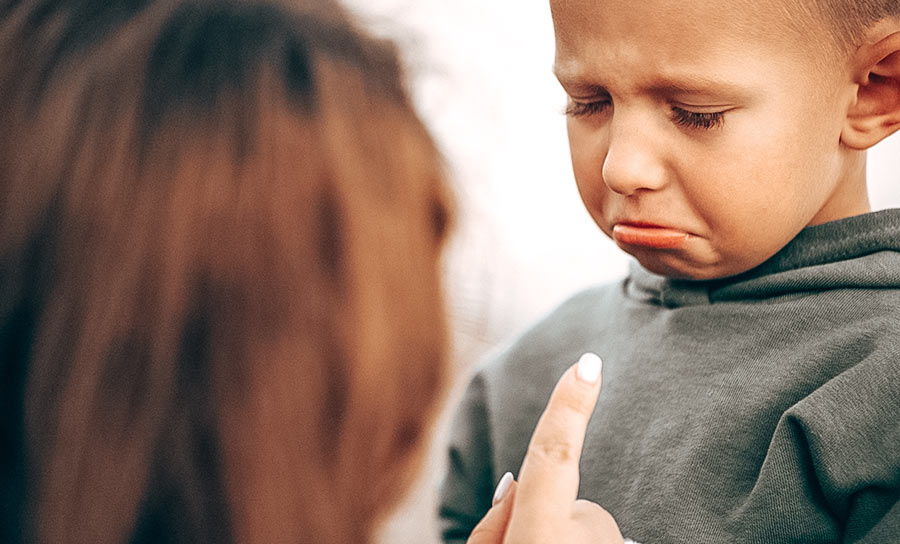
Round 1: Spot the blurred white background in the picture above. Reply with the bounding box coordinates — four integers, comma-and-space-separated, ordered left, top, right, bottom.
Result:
339, 1, 900, 542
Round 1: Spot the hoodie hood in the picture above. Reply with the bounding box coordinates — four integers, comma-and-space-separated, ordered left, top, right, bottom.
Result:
626, 208, 900, 308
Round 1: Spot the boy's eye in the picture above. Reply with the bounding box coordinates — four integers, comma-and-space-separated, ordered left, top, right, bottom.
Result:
671, 106, 725, 130
565, 99, 611, 118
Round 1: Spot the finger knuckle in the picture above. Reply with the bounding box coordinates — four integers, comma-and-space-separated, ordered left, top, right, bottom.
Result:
529, 437, 577, 465
554, 389, 594, 417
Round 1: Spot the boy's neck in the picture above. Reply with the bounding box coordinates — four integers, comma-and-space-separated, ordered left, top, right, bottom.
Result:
809, 151, 871, 226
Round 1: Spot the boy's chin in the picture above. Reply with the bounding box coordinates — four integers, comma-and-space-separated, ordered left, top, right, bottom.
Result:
618, 236, 770, 281
632, 254, 752, 282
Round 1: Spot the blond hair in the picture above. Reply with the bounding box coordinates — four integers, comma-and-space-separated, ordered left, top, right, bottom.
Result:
797, 0, 900, 52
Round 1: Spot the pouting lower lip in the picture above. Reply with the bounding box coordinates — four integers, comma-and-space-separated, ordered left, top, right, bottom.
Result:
612, 223, 689, 249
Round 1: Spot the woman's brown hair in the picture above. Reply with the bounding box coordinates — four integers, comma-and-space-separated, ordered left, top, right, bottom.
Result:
0, 0, 453, 542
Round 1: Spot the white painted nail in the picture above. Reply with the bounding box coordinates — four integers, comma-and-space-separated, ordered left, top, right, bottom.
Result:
492, 472, 514, 505
576, 352, 602, 384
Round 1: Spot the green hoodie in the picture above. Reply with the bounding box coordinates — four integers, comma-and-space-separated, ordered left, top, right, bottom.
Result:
439, 209, 900, 543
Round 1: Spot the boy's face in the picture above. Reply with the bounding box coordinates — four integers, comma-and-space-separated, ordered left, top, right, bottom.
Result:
551, 0, 871, 280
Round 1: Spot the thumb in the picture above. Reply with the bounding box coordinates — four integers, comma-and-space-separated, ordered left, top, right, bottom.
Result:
466, 473, 517, 544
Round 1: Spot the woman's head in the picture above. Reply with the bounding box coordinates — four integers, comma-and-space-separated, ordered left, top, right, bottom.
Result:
0, 1, 452, 542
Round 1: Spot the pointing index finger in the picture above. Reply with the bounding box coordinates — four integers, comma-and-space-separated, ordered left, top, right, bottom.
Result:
515, 353, 603, 515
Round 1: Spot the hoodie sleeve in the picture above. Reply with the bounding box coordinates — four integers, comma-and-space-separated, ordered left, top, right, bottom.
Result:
437, 371, 496, 544
785, 347, 900, 543
817, 352, 900, 543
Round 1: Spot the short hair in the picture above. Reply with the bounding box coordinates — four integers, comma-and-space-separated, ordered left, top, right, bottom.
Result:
810, 0, 900, 50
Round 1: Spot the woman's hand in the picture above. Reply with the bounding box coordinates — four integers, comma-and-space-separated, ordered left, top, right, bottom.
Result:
466, 353, 624, 544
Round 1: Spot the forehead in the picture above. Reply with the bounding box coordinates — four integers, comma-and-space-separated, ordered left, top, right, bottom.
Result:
550, 0, 825, 87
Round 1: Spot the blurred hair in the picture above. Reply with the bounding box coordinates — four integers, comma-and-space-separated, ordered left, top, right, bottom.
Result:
0, 0, 453, 543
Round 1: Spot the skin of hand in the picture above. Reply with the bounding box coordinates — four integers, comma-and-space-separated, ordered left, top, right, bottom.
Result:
466, 354, 624, 544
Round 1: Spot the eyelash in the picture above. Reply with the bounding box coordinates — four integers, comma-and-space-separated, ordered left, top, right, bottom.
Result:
671, 107, 725, 130
565, 101, 726, 130
565, 100, 610, 118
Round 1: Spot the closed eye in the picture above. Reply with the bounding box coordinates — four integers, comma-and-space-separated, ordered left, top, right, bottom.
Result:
671, 107, 725, 130
565, 99, 611, 118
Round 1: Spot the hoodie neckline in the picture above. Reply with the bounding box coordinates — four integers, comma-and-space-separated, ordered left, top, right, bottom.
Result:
626, 208, 900, 308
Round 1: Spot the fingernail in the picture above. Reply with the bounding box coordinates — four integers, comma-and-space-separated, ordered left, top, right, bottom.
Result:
576, 352, 602, 384
492, 472, 514, 505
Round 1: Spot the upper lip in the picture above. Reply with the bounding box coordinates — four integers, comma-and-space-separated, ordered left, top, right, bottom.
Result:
613, 219, 684, 231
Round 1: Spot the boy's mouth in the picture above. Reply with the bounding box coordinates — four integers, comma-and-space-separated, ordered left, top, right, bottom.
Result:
612, 223, 689, 249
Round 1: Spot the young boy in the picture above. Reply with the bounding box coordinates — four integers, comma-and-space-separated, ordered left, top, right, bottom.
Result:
439, 0, 900, 542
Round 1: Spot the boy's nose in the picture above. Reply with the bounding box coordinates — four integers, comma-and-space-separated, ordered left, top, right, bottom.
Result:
601, 123, 667, 196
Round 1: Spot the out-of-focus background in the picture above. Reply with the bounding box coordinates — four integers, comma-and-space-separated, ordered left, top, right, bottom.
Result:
339, 1, 900, 542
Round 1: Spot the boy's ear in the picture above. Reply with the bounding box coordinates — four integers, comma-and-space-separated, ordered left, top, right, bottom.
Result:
842, 27, 900, 150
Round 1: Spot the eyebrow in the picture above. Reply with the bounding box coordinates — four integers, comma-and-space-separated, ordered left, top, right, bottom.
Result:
646, 78, 751, 99
553, 66, 752, 100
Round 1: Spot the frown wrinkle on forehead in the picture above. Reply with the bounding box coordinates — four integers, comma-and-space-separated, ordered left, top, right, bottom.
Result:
551, 0, 842, 72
